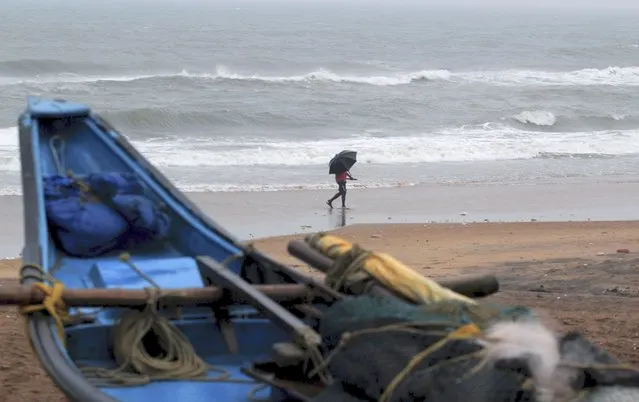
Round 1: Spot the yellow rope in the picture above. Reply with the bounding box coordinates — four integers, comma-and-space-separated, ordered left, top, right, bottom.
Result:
20, 281, 71, 347
307, 233, 475, 305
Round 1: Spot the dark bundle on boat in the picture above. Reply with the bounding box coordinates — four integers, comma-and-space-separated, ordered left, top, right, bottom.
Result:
312, 295, 535, 402
311, 294, 639, 402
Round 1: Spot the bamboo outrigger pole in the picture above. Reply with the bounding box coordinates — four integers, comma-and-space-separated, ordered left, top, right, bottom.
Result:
0, 283, 319, 308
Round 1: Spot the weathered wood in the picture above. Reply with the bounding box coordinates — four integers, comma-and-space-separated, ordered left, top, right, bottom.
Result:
0, 283, 316, 307
287, 239, 500, 299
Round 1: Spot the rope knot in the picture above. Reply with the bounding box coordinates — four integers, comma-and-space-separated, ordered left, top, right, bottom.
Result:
144, 287, 163, 314
20, 281, 70, 347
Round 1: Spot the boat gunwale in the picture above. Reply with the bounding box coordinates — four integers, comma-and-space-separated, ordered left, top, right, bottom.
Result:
19, 110, 117, 402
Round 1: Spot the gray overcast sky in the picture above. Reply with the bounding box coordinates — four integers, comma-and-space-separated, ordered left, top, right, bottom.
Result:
183, 0, 639, 10
211, 0, 636, 6
19, 0, 639, 11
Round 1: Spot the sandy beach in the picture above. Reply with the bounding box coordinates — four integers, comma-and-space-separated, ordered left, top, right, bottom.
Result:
1, 220, 639, 400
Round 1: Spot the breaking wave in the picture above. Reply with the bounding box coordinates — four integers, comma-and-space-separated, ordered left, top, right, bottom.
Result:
509, 110, 639, 132
4, 65, 639, 87
2, 122, 639, 172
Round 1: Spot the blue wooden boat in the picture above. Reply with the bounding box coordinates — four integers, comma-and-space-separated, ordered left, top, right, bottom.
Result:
17, 96, 355, 402
16, 96, 506, 402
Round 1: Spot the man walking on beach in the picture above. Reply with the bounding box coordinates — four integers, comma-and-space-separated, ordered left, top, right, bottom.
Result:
327, 170, 356, 209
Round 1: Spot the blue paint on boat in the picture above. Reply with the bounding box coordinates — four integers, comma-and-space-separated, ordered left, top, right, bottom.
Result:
17, 97, 326, 402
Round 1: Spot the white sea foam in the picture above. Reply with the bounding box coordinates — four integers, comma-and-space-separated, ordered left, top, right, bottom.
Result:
456, 66, 639, 87
4, 65, 639, 88
512, 110, 558, 127
3, 123, 639, 174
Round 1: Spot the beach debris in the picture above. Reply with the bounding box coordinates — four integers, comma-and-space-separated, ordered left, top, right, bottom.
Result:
596, 252, 605, 256
370, 234, 382, 239
531, 218, 538, 222
616, 248, 630, 254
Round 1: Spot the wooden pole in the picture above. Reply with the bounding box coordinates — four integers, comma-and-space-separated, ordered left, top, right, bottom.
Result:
287, 240, 499, 299
0, 284, 316, 308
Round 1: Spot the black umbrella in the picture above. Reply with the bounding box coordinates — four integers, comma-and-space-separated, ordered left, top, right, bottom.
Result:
329, 150, 357, 174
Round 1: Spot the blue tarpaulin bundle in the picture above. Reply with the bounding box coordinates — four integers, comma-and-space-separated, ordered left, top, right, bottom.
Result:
43, 172, 170, 257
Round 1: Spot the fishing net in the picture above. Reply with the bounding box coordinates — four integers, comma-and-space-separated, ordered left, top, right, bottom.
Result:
311, 294, 639, 402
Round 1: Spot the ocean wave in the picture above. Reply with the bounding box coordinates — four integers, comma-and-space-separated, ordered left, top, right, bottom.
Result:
3, 124, 639, 172
458, 66, 639, 86
0, 67, 451, 88
212, 66, 452, 85
509, 110, 639, 132
84, 106, 639, 134
0, 180, 417, 197
102, 107, 301, 130
4, 65, 639, 88
215, 65, 639, 87
512, 110, 557, 126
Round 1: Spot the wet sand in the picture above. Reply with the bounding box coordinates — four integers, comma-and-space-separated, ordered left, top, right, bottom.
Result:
3, 177, 639, 258
2, 220, 639, 400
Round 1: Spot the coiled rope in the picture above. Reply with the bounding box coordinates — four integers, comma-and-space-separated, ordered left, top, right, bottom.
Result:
79, 253, 258, 387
